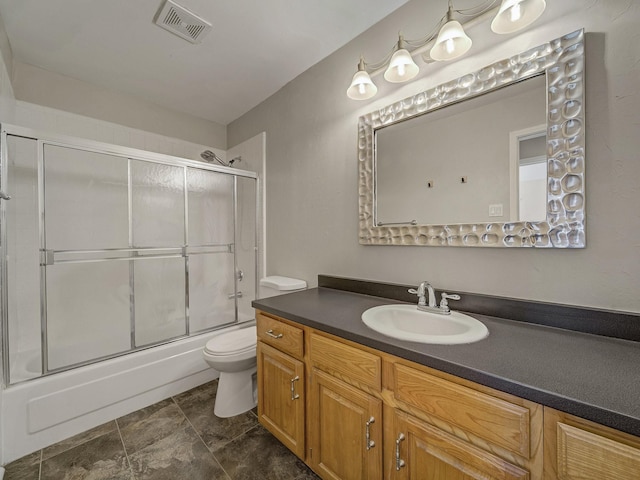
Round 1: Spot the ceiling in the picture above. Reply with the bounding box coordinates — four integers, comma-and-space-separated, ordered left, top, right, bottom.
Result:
0, 0, 410, 126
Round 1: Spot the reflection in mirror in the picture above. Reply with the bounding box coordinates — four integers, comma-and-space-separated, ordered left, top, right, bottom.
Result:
376, 75, 546, 226
511, 126, 547, 222
358, 29, 586, 248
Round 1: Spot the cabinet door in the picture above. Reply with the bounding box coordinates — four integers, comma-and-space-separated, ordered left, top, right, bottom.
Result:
257, 341, 305, 459
544, 407, 640, 480
388, 409, 529, 480
309, 368, 382, 480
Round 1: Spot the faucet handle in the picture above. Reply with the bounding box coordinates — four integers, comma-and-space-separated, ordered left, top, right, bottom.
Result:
408, 287, 427, 306
439, 293, 461, 312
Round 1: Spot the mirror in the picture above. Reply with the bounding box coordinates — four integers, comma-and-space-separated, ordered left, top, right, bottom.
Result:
358, 29, 585, 247
376, 75, 546, 226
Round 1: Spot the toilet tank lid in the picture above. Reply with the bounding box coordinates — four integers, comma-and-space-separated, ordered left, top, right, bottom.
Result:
260, 276, 307, 291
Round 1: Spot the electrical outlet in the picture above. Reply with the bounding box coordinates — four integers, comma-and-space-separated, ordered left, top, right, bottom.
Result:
489, 204, 503, 217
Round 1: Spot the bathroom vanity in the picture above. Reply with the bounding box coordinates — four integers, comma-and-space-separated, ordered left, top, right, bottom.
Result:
253, 276, 640, 480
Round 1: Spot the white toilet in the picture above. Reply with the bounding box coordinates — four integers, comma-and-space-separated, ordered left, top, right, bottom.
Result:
203, 275, 307, 418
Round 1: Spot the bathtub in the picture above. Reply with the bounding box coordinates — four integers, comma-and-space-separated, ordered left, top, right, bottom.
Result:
1, 321, 253, 464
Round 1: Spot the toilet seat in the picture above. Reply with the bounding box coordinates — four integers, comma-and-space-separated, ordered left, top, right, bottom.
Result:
204, 326, 256, 356
202, 325, 258, 418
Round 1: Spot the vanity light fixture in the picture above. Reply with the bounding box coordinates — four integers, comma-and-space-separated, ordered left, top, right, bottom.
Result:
491, 0, 547, 34
384, 35, 420, 83
430, 3, 473, 61
346, 0, 547, 100
347, 58, 378, 100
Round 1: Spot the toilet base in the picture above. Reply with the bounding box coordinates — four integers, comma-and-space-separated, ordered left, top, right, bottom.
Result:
214, 366, 257, 418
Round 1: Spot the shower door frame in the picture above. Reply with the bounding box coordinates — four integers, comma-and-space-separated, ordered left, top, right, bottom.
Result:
0, 123, 259, 386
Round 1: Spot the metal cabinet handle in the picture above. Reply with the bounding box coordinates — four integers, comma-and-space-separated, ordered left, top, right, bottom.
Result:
266, 329, 283, 339
290, 375, 300, 400
365, 416, 376, 450
395, 433, 406, 470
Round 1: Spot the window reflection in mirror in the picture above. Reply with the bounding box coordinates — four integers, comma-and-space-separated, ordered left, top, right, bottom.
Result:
374, 74, 546, 226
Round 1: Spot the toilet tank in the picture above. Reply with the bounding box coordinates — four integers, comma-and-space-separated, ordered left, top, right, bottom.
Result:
259, 276, 307, 299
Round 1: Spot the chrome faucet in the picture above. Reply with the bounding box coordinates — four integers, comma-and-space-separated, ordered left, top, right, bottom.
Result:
411, 281, 435, 307
408, 282, 460, 315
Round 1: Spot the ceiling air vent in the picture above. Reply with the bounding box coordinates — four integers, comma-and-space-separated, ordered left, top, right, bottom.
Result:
155, 0, 212, 44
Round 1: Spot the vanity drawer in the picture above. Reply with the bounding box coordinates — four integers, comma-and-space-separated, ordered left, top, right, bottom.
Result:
256, 312, 304, 359
309, 332, 381, 391
393, 363, 531, 458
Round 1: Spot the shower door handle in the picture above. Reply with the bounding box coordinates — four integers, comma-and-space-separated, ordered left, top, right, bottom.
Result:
0, 191, 11, 200
227, 291, 243, 299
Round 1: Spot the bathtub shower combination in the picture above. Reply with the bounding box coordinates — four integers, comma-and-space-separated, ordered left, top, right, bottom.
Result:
0, 124, 258, 462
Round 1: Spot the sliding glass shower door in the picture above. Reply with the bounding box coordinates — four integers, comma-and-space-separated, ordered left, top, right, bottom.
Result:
187, 168, 235, 333
1, 127, 258, 385
44, 145, 133, 370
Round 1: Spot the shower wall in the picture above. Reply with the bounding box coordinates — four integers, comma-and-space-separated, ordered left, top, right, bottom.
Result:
0, 46, 14, 468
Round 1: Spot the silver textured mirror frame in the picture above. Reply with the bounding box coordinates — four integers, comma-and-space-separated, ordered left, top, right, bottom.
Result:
358, 29, 585, 248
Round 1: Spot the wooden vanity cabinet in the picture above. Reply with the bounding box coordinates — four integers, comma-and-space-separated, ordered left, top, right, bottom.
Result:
543, 407, 640, 480
256, 312, 305, 459
255, 310, 640, 480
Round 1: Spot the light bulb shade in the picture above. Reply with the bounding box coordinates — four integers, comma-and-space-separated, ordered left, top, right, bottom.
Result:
491, 0, 546, 34
384, 48, 419, 83
429, 20, 472, 61
347, 70, 377, 100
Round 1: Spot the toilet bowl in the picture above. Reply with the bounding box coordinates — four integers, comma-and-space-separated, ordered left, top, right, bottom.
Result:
202, 276, 307, 418
203, 325, 258, 418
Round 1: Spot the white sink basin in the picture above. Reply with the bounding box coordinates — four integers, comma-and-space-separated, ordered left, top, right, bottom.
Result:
362, 305, 489, 345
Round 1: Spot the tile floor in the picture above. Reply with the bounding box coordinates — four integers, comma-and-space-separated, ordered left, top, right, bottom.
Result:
4, 380, 321, 480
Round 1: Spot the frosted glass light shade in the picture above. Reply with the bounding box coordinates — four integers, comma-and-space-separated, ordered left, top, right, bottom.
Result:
347, 70, 378, 100
384, 48, 419, 83
430, 20, 472, 61
491, 0, 546, 34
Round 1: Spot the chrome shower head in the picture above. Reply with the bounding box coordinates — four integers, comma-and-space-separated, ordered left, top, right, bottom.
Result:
200, 150, 217, 161
200, 151, 242, 167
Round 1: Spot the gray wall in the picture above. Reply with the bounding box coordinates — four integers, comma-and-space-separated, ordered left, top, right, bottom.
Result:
13, 62, 227, 149
228, 0, 640, 313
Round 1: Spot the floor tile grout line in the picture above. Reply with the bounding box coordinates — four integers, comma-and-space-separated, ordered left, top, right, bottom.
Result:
214, 422, 262, 453
171, 395, 233, 480
39, 421, 118, 464
115, 418, 136, 480
38, 448, 43, 480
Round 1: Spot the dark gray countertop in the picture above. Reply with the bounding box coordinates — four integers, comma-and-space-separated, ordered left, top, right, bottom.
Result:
253, 287, 640, 437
